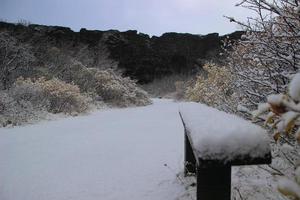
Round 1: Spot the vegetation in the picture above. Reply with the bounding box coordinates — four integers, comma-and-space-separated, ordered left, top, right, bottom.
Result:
2, 0, 300, 198
178, 0, 300, 199
185, 62, 238, 113
0, 30, 151, 127
0, 77, 91, 127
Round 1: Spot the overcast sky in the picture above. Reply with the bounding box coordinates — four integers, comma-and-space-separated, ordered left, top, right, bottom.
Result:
0, 0, 253, 36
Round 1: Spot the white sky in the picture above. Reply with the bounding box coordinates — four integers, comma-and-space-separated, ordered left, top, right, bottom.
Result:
0, 0, 254, 36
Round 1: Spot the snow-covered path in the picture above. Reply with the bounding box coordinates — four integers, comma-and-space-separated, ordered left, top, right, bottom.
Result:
0, 99, 186, 200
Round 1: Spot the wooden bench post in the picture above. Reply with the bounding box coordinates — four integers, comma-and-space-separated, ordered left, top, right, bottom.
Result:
197, 165, 231, 200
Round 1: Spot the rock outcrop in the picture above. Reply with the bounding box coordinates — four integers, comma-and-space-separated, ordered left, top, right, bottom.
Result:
0, 22, 243, 83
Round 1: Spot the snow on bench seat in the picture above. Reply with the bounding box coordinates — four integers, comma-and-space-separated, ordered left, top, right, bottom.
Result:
179, 102, 271, 165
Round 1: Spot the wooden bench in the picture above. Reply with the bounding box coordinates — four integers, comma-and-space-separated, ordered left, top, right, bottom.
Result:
179, 103, 271, 200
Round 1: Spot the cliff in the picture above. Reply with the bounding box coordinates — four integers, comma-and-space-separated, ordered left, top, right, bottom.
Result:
0, 22, 243, 83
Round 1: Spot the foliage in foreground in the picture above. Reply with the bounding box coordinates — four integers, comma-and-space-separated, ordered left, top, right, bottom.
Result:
226, 0, 300, 109
184, 0, 300, 199
253, 72, 300, 199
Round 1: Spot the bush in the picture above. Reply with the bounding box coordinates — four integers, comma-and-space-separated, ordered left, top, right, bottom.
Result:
226, 1, 300, 199
93, 70, 151, 107
63, 65, 152, 107
0, 77, 91, 127
34, 77, 90, 114
0, 90, 47, 127
185, 63, 239, 113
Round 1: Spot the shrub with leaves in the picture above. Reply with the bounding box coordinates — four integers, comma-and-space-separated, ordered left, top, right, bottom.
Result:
253, 72, 300, 199
253, 72, 300, 143
185, 63, 239, 113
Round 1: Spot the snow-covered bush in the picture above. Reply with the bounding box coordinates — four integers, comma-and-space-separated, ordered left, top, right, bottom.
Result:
185, 63, 239, 112
226, 0, 300, 109
34, 77, 91, 114
66, 65, 151, 107
9, 77, 49, 110
253, 72, 300, 199
223, 1, 300, 198
253, 72, 300, 144
0, 77, 91, 127
0, 90, 47, 127
93, 69, 151, 107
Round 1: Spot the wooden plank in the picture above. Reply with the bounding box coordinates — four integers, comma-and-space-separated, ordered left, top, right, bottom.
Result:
179, 111, 272, 167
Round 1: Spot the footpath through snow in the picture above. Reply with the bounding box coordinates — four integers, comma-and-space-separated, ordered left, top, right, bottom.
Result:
0, 99, 280, 200
0, 99, 186, 200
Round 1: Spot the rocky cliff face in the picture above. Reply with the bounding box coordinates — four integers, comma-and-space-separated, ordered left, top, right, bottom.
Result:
0, 22, 243, 83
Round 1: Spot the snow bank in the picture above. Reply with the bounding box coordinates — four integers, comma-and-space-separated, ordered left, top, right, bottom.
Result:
179, 102, 270, 162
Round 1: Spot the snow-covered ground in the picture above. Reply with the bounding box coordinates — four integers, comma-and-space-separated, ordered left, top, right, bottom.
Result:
0, 99, 283, 200
0, 99, 186, 200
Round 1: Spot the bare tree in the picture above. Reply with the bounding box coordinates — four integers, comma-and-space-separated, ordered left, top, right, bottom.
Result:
0, 31, 35, 90
225, 0, 300, 108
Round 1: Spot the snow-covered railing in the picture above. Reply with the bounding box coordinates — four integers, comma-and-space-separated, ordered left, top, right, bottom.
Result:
179, 102, 271, 200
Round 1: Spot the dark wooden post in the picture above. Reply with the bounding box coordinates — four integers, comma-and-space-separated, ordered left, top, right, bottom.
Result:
184, 132, 196, 175
197, 165, 231, 200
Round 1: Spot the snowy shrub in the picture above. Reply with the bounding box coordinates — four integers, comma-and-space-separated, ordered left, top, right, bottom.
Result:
67, 66, 152, 107
0, 90, 47, 127
253, 72, 300, 200
9, 77, 50, 110
226, 1, 300, 198
0, 77, 91, 127
185, 63, 239, 113
92, 69, 152, 107
32, 77, 91, 114
253, 72, 300, 144
226, 0, 300, 109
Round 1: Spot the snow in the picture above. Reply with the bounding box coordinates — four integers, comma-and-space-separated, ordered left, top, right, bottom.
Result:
281, 111, 299, 128
237, 104, 250, 113
179, 102, 270, 162
252, 103, 270, 118
267, 94, 285, 105
0, 99, 185, 200
0, 99, 278, 200
289, 72, 300, 101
